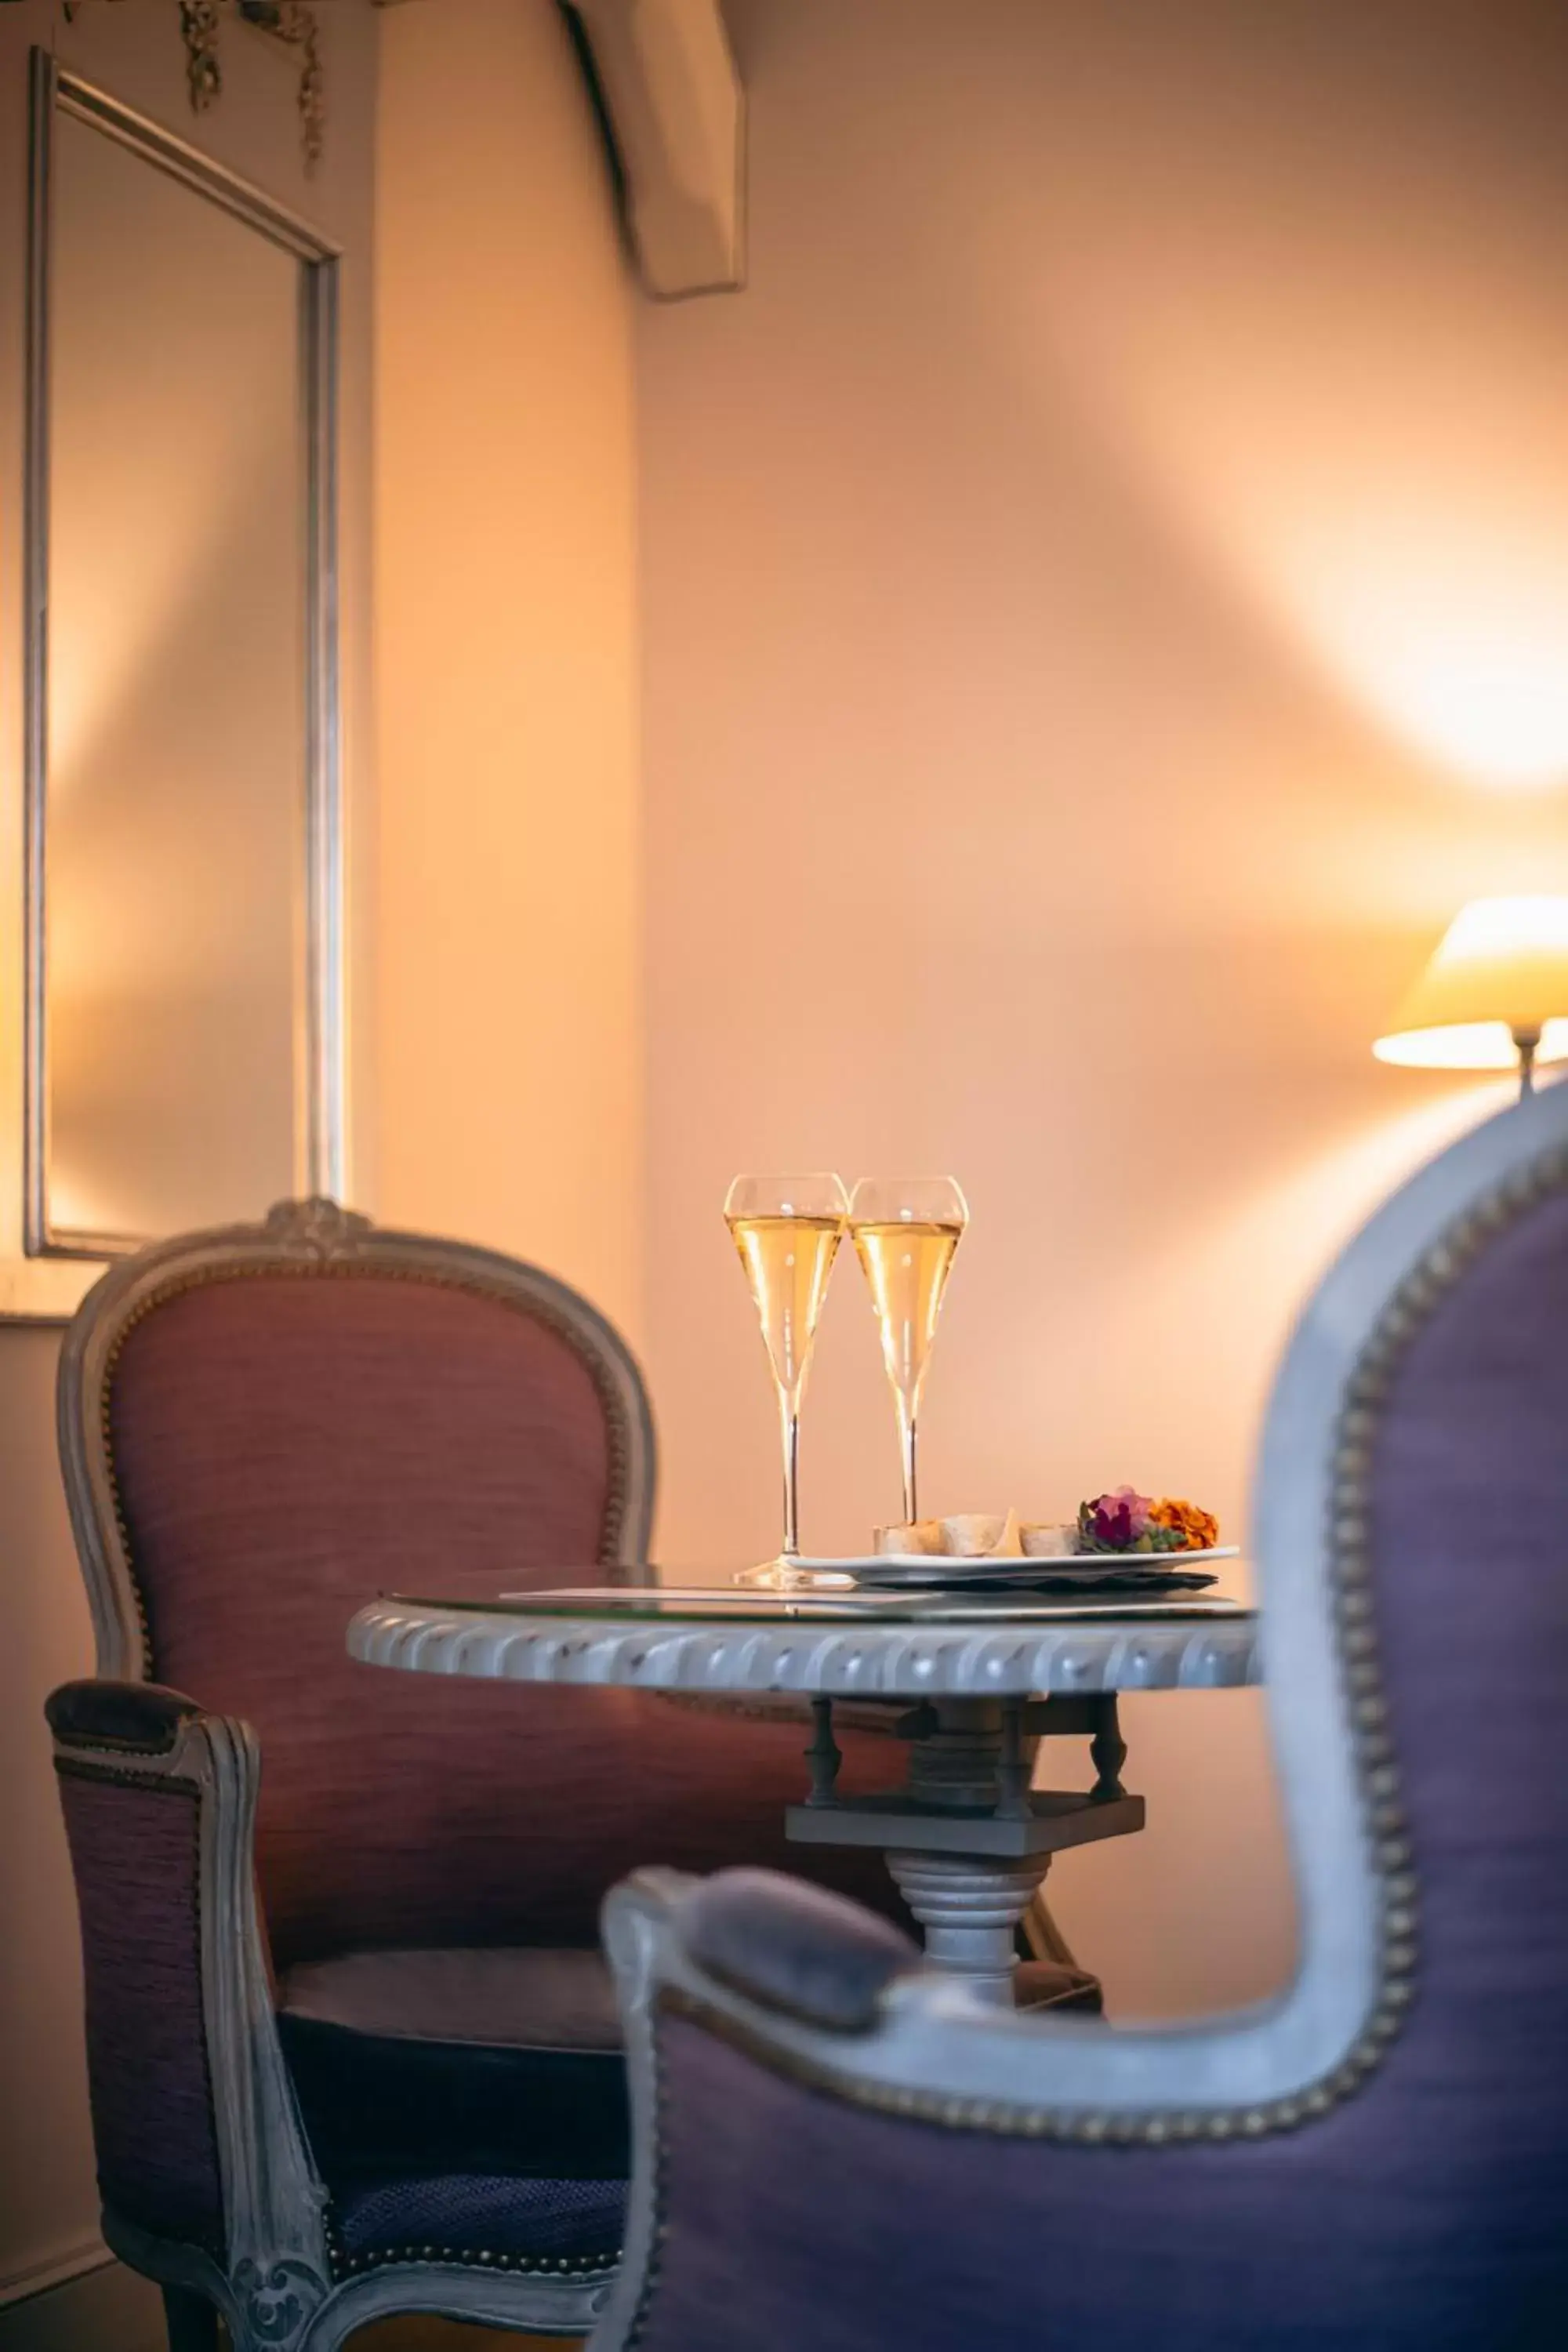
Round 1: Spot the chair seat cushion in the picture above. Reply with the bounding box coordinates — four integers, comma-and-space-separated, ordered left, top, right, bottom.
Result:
332, 2170, 626, 2265
281, 1944, 623, 2048
276, 1945, 631, 2258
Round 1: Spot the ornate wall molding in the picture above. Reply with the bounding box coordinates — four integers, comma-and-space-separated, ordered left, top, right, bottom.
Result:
173, 0, 324, 172
238, 3, 323, 171
179, 2, 221, 111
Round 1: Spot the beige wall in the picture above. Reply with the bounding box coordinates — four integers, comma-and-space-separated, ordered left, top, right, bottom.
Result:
373, 0, 643, 1339
637, 0, 1568, 2016
0, 0, 376, 2321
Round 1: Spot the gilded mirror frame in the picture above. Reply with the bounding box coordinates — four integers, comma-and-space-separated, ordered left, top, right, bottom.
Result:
22, 48, 344, 1262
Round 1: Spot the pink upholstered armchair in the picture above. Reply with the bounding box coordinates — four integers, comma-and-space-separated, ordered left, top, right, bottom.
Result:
45, 1198, 911, 2350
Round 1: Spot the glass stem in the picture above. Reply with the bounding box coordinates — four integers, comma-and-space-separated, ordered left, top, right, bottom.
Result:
1515, 1025, 1540, 1100
899, 1399, 918, 1525
779, 1392, 801, 1558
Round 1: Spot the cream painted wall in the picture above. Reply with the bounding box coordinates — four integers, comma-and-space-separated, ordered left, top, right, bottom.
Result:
0, 0, 376, 2319
637, 0, 1568, 2017
373, 0, 643, 1341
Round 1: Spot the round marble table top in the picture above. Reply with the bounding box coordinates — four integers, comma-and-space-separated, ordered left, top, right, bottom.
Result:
347, 1591, 1261, 1703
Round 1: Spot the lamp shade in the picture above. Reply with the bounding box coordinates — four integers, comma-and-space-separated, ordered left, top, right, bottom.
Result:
1374, 895, 1568, 1072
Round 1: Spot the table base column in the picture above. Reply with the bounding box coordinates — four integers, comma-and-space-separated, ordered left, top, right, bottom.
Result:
886, 1850, 1051, 2006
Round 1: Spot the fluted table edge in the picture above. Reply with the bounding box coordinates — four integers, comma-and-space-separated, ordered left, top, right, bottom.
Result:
347, 1598, 1261, 1700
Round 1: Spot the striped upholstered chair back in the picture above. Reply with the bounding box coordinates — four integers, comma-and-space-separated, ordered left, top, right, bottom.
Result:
57, 1199, 899, 1968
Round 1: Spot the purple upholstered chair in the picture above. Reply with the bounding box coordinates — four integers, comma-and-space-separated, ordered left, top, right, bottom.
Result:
593, 1081, 1568, 2352
45, 1197, 931, 2352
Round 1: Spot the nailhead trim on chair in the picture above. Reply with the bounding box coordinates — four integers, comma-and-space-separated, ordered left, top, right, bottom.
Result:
98, 1254, 638, 1678
49, 1714, 194, 1758
54, 1754, 203, 1797
335, 2251, 622, 2278
324, 2210, 621, 2283
650, 1134, 1568, 2147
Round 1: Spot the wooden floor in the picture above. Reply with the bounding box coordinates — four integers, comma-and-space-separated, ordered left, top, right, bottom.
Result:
203, 2307, 574, 2349
347, 2325, 575, 2349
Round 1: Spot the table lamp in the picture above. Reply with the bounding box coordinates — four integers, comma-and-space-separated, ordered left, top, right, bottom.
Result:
1374, 895, 1568, 1100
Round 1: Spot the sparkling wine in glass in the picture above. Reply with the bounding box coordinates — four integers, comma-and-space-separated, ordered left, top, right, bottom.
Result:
850, 1176, 968, 1526
724, 1173, 849, 1574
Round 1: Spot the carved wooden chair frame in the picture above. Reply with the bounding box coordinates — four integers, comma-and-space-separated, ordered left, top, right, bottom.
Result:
53, 1197, 655, 2349
590, 1083, 1568, 2351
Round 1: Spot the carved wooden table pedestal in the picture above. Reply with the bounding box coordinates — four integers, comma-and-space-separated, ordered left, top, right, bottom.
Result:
789, 1691, 1145, 2002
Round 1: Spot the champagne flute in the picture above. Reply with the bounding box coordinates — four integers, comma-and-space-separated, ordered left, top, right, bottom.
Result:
850, 1177, 968, 1526
724, 1173, 849, 1577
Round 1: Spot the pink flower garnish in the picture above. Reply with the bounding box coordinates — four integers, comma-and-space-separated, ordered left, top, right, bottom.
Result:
1086, 1486, 1154, 1549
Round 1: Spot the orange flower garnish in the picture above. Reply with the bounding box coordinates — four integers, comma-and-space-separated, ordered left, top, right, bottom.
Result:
1149, 1497, 1219, 1552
